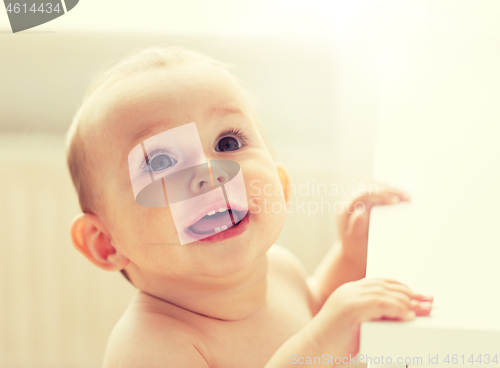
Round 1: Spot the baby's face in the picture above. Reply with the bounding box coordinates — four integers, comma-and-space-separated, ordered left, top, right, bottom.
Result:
89, 63, 287, 279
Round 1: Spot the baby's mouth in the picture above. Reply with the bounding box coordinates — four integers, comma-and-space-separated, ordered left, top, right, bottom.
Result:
188, 208, 244, 235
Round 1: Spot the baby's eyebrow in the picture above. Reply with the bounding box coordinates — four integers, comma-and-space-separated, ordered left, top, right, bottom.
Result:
130, 106, 241, 147
207, 106, 243, 118
130, 122, 168, 148
121, 121, 172, 167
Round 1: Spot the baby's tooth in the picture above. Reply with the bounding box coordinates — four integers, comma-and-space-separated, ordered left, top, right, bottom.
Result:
221, 225, 227, 231
207, 210, 216, 216
218, 207, 226, 213
214, 227, 221, 233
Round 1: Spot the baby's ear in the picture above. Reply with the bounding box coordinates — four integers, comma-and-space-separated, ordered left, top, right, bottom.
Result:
275, 162, 290, 204
70, 213, 130, 271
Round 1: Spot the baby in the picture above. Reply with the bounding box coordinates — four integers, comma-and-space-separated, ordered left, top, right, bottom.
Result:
66, 46, 433, 368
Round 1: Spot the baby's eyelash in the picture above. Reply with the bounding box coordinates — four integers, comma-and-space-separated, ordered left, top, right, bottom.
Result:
216, 128, 248, 144
138, 129, 246, 172
140, 146, 174, 172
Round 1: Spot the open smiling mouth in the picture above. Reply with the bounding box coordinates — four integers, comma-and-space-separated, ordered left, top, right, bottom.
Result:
188, 208, 246, 235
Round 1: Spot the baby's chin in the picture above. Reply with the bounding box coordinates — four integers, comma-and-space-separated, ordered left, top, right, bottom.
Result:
136, 243, 267, 281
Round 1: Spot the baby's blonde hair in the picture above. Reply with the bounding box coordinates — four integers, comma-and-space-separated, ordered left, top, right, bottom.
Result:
66, 46, 258, 217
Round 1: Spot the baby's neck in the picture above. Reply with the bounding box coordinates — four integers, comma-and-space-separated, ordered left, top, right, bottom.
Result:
132, 253, 268, 321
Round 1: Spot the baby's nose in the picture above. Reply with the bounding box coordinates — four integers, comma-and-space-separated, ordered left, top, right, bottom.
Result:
211, 164, 230, 185
190, 166, 212, 194
208, 160, 240, 189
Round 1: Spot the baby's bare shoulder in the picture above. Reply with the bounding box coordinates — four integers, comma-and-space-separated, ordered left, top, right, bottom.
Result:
267, 244, 309, 288
103, 298, 211, 368
267, 244, 315, 314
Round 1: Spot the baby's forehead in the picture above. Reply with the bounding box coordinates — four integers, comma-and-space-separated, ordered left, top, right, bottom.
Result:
90, 64, 250, 142
81, 64, 255, 174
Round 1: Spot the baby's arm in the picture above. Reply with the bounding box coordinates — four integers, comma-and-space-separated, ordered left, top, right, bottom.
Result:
308, 183, 410, 312
266, 278, 432, 367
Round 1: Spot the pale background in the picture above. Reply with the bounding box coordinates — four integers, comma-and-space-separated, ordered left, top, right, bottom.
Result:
2, 1, 500, 367
359, 33, 500, 361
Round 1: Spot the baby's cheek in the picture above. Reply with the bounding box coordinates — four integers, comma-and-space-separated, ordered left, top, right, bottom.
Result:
244, 166, 287, 219
119, 206, 180, 250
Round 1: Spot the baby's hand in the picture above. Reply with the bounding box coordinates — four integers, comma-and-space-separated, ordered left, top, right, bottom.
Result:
306, 278, 433, 357
336, 182, 410, 264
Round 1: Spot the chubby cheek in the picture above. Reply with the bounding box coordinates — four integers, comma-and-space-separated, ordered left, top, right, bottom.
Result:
243, 163, 287, 244
109, 197, 182, 265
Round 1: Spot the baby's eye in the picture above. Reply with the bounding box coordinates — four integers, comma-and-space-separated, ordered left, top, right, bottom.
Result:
215, 137, 242, 152
149, 154, 176, 171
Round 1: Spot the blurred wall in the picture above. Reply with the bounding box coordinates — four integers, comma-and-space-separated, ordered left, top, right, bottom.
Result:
0, 134, 135, 368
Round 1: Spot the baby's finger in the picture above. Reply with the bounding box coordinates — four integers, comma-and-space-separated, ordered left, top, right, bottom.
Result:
362, 296, 415, 322
347, 191, 409, 213
347, 194, 398, 213
382, 191, 410, 203
368, 182, 409, 196
373, 279, 434, 305
385, 290, 412, 310
412, 294, 434, 302
385, 282, 434, 302
378, 278, 407, 286
410, 300, 433, 316
375, 189, 411, 204
366, 278, 407, 289
367, 284, 415, 309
